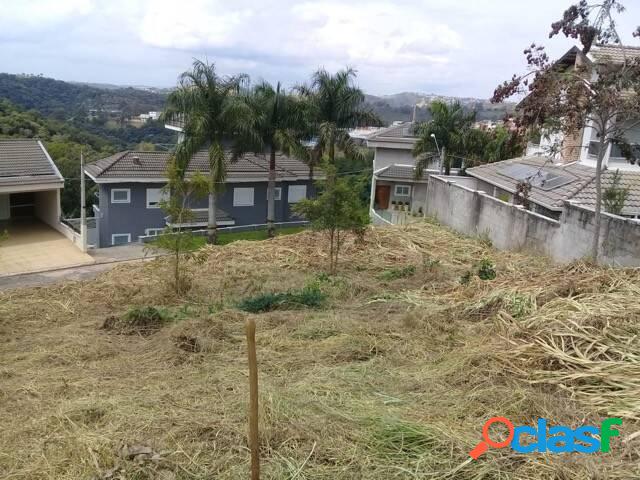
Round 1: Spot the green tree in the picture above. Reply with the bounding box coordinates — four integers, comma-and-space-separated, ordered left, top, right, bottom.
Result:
297, 68, 379, 181
164, 59, 258, 244
295, 163, 369, 274
245, 81, 307, 237
412, 100, 476, 176
148, 160, 209, 293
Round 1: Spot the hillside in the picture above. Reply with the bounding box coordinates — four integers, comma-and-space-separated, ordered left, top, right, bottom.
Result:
0, 74, 176, 148
1, 222, 638, 479
0, 99, 121, 216
365, 92, 516, 125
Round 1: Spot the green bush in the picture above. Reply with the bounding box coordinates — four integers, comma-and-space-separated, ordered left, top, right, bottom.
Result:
477, 259, 496, 281
237, 285, 327, 313
379, 265, 416, 281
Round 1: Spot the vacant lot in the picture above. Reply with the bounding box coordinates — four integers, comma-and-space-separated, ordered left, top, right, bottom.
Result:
1, 222, 639, 479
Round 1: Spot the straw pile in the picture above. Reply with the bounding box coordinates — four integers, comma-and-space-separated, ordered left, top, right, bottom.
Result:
1, 221, 639, 479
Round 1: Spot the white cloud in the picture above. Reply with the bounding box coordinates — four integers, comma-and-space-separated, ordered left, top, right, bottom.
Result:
136, 0, 252, 49
0, 0, 93, 32
292, 2, 462, 68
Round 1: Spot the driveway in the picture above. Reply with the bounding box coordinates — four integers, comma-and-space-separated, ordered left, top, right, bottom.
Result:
0, 221, 94, 276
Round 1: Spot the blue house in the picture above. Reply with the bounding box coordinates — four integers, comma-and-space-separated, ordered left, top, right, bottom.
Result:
84, 149, 318, 247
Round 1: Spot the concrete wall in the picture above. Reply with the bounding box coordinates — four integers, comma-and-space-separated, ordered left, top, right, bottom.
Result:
96, 180, 314, 247
34, 189, 60, 228
425, 176, 640, 266
374, 147, 417, 170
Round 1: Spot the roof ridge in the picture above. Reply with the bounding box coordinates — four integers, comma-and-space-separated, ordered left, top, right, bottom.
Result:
100, 151, 131, 176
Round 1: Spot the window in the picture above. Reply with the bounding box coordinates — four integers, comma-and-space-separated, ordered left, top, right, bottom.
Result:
144, 228, 164, 237
394, 185, 411, 197
288, 185, 307, 203
111, 188, 130, 204
146, 188, 168, 208
267, 187, 282, 201
111, 233, 131, 246
233, 187, 255, 206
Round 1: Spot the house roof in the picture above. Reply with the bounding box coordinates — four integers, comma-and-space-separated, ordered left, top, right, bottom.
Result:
572, 169, 640, 216
375, 163, 437, 182
590, 44, 640, 65
85, 149, 319, 183
366, 122, 417, 148
0, 138, 64, 188
466, 156, 596, 211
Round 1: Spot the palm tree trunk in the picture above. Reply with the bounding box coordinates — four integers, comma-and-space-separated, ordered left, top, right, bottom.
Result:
267, 147, 276, 238
591, 138, 607, 261
208, 191, 218, 245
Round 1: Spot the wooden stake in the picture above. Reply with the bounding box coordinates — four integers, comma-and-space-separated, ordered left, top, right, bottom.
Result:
246, 318, 260, 480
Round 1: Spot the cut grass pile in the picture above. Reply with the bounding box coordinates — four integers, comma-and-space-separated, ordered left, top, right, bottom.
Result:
1, 222, 640, 479
190, 225, 307, 249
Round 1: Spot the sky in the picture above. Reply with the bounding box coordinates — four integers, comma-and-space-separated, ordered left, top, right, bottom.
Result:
1, 0, 639, 99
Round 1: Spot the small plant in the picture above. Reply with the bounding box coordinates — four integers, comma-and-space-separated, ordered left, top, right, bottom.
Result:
237, 285, 326, 313
379, 265, 416, 281
477, 259, 496, 281
459, 271, 473, 285
507, 294, 534, 318
422, 254, 440, 273
103, 306, 171, 335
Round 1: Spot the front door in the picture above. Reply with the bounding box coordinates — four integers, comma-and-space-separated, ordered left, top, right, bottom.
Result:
375, 185, 391, 209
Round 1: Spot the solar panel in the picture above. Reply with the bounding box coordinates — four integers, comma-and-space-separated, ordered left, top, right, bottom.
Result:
498, 164, 575, 191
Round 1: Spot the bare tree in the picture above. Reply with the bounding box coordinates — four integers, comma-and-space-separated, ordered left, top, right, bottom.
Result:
492, 0, 640, 260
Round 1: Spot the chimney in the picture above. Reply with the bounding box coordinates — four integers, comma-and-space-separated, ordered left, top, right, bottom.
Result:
132, 155, 141, 166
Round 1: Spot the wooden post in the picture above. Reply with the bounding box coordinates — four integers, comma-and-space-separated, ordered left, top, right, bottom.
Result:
246, 318, 260, 480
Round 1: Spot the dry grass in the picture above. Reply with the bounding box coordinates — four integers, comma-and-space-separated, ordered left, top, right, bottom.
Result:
1, 222, 640, 479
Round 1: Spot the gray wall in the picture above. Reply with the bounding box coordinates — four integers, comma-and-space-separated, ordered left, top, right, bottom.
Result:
96, 180, 313, 247
425, 176, 640, 266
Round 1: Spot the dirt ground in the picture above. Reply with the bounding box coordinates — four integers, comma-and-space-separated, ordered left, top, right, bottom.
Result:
1, 222, 639, 479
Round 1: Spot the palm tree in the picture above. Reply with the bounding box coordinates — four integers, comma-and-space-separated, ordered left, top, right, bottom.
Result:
413, 100, 476, 177
246, 81, 306, 237
164, 59, 257, 244
297, 68, 380, 181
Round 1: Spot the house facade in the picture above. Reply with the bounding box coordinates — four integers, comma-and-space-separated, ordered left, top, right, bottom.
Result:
367, 122, 443, 223
84, 150, 317, 247
525, 45, 640, 172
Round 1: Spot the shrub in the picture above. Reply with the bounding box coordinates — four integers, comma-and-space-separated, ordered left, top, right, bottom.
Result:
237, 285, 326, 313
379, 265, 416, 281
103, 306, 170, 335
477, 259, 496, 280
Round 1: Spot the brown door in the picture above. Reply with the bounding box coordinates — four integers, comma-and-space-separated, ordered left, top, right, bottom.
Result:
375, 185, 391, 209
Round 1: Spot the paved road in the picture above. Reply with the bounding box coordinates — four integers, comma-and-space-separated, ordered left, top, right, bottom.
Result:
0, 244, 163, 291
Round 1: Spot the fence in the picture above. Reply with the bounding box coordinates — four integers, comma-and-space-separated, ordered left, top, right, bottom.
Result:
138, 220, 310, 243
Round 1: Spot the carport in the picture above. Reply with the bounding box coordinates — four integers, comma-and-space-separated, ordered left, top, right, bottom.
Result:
0, 139, 93, 275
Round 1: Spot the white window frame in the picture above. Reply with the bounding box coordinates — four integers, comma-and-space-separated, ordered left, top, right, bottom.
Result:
111, 188, 131, 204
111, 233, 131, 245
394, 185, 411, 197
144, 228, 164, 237
233, 187, 255, 207
146, 188, 167, 209
267, 187, 282, 201
288, 185, 307, 203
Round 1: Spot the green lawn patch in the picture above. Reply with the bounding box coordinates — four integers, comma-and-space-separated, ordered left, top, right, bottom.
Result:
237, 285, 326, 313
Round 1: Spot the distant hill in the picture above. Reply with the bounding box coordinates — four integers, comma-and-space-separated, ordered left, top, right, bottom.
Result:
365, 92, 516, 125
0, 73, 176, 148
0, 73, 166, 120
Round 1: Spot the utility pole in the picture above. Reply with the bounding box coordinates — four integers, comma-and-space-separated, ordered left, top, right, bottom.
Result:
80, 149, 87, 252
